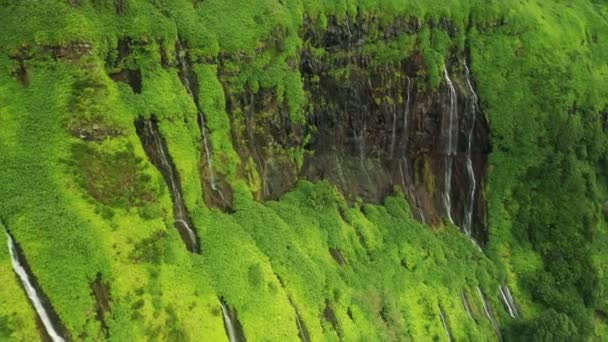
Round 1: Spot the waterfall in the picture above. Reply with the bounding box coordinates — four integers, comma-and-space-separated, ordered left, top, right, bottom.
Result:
175, 40, 218, 192
499, 285, 519, 318
460, 291, 473, 320
220, 300, 239, 342
143, 120, 199, 252
389, 101, 397, 159
399, 76, 425, 222
6, 233, 66, 342
477, 287, 501, 340
463, 61, 478, 236
438, 307, 452, 342
400, 159, 425, 223
403, 75, 411, 140
295, 313, 308, 342
442, 65, 457, 224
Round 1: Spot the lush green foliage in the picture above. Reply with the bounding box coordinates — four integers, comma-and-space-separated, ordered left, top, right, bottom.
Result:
1, 0, 607, 341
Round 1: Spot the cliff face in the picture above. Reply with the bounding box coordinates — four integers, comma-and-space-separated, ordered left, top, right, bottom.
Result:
1, 1, 608, 341
205, 15, 491, 242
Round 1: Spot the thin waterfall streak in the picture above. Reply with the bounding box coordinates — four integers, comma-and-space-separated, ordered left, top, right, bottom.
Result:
139, 118, 198, 252
500, 285, 519, 318
175, 219, 197, 247
176, 41, 219, 192
443, 65, 457, 155
463, 60, 478, 236
198, 112, 217, 191
6, 233, 66, 342
443, 156, 454, 224
439, 308, 452, 342
403, 76, 411, 134
461, 291, 473, 320
389, 103, 397, 159
295, 314, 308, 342
477, 287, 500, 339
464, 158, 476, 235
220, 301, 237, 342
403, 158, 425, 223
442, 65, 457, 224
148, 121, 181, 203
504, 286, 519, 316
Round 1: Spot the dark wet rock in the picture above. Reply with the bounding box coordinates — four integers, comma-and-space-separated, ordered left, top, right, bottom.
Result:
329, 248, 346, 266
176, 41, 234, 211
219, 297, 246, 342
109, 69, 141, 93
5, 231, 70, 341
69, 123, 122, 141
90, 273, 111, 338
106, 38, 143, 93
322, 301, 341, 337
135, 116, 201, 253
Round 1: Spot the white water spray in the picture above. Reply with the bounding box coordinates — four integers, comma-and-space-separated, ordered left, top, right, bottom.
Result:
295, 311, 308, 342
442, 65, 457, 224
439, 307, 452, 342
477, 287, 500, 339
6, 233, 66, 342
220, 300, 238, 342
399, 76, 425, 222
463, 61, 478, 236
145, 121, 198, 250
499, 285, 519, 318
461, 291, 473, 320
176, 40, 218, 192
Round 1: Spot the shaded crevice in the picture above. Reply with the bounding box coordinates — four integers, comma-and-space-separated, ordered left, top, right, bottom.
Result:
289, 298, 310, 342
329, 248, 346, 266
4, 229, 70, 341
223, 80, 302, 201
106, 38, 142, 93
477, 287, 501, 341
175, 39, 233, 210
219, 297, 246, 342
460, 290, 474, 320
109, 69, 141, 93
322, 301, 341, 338
438, 305, 452, 342
274, 273, 311, 342
499, 285, 519, 318
134, 116, 200, 253
90, 273, 111, 338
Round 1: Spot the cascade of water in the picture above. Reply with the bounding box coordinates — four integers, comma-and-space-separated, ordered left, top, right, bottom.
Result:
499, 285, 519, 318
145, 120, 198, 251
477, 287, 501, 339
295, 312, 308, 342
401, 159, 425, 223
175, 40, 218, 192
399, 76, 426, 222
442, 65, 457, 224
389, 101, 397, 160
6, 233, 66, 342
461, 291, 473, 320
403, 75, 411, 139
438, 307, 452, 342
463, 61, 478, 236
220, 300, 238, 342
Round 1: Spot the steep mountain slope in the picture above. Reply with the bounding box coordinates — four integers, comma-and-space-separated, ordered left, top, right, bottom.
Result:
1, 1, 607, 341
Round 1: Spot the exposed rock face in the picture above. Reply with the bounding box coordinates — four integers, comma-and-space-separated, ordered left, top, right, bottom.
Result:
298, 16, 490, 242
106, 38, 142, 94
224, 84, 305, 200
98, 14, 490, 241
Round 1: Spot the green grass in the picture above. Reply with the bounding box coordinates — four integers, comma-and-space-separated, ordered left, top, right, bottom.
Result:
0, 0, 607, 340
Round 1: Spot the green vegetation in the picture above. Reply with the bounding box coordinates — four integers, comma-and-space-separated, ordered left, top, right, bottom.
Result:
1, 0, 607, 341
